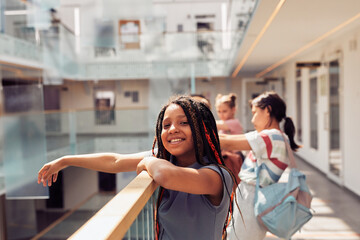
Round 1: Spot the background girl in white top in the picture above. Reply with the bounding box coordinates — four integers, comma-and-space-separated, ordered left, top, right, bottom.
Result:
220, 91, 300, 240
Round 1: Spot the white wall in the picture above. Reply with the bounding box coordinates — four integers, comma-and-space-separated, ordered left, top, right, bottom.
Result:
269, 24, 360, 196
195, 77, 243, 123
342, 30, 360, 196
59, 80, 149, 134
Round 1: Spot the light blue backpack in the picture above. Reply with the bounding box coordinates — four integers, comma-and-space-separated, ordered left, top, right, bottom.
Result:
254, 133, 313, 240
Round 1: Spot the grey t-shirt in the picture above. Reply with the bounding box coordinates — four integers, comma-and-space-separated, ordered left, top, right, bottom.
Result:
157, 159, 233, 240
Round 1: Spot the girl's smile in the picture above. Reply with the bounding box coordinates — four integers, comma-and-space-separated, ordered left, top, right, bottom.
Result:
168, 138, 185, 144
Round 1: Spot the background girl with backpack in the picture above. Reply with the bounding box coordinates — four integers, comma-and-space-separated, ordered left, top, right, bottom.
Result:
220, 91, 300, 240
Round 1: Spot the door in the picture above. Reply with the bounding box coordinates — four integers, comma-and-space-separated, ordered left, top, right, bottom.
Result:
327, 60, 343, 183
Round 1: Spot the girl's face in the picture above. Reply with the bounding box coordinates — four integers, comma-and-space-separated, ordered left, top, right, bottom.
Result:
216, 103, 235, 121
251, 105, 270, 132
161, 104, 196, 165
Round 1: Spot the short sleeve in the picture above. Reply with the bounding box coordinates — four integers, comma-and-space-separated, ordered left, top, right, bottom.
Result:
245, 131, 266, 159
204, 165, 233, 197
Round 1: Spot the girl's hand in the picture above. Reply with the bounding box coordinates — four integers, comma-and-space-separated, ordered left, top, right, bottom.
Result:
136, 156, 157, 175
37, 158, 66, 187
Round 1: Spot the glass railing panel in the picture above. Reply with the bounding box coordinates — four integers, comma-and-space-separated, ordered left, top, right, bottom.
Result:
0, 0, 4, 33
81, 30, 248, 79
82, 31, 233, 61
59, 25, 80, 78
0, 117, 4, 195
124, 193, 156, 240
45, 111, 73, 161
0, 34, 12, 56
0, 33, 42, 63
1, 84, 48, 199
75, 109, 149, 137
40, 24, 81, 83
75, 108, 151, 193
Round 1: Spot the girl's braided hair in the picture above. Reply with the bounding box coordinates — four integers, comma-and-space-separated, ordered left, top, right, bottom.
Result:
152, 95, 236, 239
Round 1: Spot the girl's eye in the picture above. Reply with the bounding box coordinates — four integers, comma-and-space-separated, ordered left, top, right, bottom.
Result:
180, 121, 188, 125
163, 124, 170, 129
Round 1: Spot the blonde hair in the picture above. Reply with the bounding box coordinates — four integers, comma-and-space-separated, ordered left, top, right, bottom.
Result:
215, 93, 237, 109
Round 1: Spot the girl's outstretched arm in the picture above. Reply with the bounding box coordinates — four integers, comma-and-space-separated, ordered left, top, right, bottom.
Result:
216, 120, 230, 132
38, 151, 151, 187
219, 133, 252, 151
137, 157, 226, 205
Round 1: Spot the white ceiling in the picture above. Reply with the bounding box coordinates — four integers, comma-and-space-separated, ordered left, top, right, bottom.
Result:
232, 0, 360, 77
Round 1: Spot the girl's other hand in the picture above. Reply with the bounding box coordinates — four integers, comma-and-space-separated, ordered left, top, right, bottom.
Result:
37, 158, 65, 187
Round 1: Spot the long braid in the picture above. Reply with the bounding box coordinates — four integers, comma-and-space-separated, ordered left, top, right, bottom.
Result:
197, 104, 235, 239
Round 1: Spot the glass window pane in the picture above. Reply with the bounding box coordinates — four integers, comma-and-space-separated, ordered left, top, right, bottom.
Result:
329, 60, 340, 150
296, 80, 302, 142
310, 77, 318, 149
0, 119, 4, 194
2, 85, 48, 199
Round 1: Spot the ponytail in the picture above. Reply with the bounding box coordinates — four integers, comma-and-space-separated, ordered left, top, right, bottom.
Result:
284, 117, 300, 151
251, 91, 300, 151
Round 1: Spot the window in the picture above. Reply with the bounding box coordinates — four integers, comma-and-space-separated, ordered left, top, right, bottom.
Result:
94, 20, 116, 57
119, 20, 140, 49
329, 60, 340, 150
196, 21, 214, 58
95, 91, 115, 125
177, 24, 183, 32
296, 79, 302, 142
309, 76, 318, 149
124, 91, 139, 103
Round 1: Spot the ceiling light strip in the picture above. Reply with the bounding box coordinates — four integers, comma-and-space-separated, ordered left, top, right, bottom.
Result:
256, 12, 360, 78
231, 0, 286, 78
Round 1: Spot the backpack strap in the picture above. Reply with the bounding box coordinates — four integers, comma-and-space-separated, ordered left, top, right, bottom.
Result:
254, 131, 297, 206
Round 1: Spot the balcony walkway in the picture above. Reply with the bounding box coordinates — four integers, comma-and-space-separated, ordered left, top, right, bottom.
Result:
33, 155, 360, 240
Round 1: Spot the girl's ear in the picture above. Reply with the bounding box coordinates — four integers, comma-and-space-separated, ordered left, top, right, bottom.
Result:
266, 106, 272, 116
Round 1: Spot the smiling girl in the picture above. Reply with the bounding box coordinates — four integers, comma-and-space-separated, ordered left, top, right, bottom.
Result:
220, 91, 300, 240
38, 96, 234, 240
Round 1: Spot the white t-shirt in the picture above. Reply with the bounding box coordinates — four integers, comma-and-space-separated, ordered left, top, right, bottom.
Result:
239, 129, 289, 187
